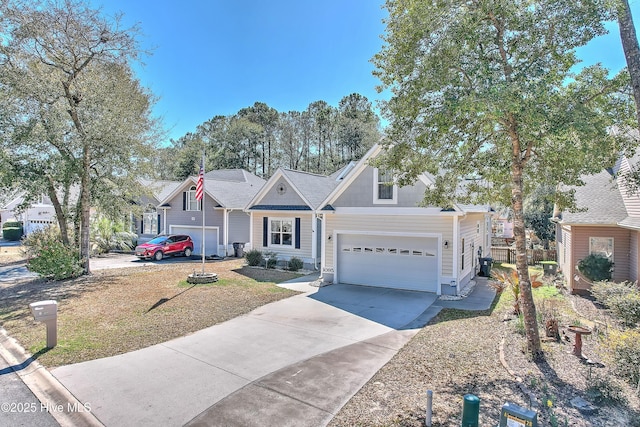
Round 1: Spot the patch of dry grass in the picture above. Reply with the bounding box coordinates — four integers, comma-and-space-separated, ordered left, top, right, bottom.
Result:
0, 259, 300, 368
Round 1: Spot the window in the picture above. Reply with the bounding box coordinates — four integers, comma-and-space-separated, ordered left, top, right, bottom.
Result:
186, 186, 201, 211
589, 237, 614, 261
270, 219, 293, 246
142, 208, 158, 235
374, 168, 397, 203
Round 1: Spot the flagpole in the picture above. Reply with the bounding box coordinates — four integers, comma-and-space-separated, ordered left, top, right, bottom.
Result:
201, 152, 205, 274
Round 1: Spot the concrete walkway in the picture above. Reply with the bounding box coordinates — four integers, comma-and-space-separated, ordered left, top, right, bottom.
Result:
2, 273, 495, 427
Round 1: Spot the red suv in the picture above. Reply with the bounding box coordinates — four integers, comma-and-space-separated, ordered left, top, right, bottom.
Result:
135, 234, 194, 261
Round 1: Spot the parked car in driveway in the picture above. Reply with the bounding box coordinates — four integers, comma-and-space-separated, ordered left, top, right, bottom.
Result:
134, 235, 194, 261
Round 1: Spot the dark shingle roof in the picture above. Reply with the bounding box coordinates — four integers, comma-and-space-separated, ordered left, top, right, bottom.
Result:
561, 170, 627, 225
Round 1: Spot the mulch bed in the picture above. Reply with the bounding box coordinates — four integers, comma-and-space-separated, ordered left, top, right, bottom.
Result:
329, 288, 640, 427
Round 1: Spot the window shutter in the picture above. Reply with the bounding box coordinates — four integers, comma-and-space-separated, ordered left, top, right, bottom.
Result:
183, 192, 186, 210
140, 217, 144, 234
263, 217, 268, 247
295, 217, 301, 249
158, 214, 161, 234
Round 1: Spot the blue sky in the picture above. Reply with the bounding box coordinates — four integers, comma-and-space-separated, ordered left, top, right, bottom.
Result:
96, 1, 640, 145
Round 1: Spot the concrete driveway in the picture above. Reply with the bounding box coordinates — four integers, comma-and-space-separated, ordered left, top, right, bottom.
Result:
51, 281, 439, 427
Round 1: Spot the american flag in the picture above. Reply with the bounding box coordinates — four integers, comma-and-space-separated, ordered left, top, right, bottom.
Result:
195, 160, 204, 201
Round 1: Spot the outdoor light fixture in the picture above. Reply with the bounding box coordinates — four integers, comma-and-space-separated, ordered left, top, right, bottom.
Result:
444, 240, 449, 249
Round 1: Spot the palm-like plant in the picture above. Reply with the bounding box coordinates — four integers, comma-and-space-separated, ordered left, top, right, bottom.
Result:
90, 216, 136, 255
490, 269, 543, 315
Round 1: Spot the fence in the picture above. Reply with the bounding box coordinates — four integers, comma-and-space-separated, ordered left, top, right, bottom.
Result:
490, 247, 557, 265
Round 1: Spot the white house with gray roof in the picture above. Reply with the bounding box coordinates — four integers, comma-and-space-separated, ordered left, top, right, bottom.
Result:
246, 144, 493, 295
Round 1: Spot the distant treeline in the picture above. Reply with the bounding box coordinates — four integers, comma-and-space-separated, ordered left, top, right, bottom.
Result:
155, 93, 382, 180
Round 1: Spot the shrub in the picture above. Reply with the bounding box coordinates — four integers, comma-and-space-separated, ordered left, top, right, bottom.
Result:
28, 240, 83, 280
90, 217, 135, 254
23, 225, 83, 280
585, 374, 627, 406
577, 254, 613, 282
266, 257, 278, 269
591, 281, 636, 306
605, 329, 640, 390
591, 281, 640, 327
608, 293, 640, 328
288, 257, 304, 272
3, 227, 22, 241
244, 249, 264, 266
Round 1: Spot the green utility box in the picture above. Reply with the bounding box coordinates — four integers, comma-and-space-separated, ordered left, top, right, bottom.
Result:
498, 402, 537, 427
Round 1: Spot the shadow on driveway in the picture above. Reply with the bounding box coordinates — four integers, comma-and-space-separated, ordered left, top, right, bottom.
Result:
309, 284, 438, 330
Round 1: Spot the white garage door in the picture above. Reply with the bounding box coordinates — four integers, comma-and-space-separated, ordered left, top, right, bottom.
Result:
170, 226, 218, 256
337, 234, 439, 292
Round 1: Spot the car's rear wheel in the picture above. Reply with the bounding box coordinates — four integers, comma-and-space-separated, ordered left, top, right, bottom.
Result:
184, 247, 192, 257
154, 251, 164, 261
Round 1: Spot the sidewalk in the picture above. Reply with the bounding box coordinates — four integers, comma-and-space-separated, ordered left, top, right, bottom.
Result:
1, 275, 495, 427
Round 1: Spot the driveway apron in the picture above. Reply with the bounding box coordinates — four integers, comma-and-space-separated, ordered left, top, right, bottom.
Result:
51, 282, 438, 427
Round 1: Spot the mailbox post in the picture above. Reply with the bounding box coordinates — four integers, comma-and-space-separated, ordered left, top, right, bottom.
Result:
29, 300, 58, 348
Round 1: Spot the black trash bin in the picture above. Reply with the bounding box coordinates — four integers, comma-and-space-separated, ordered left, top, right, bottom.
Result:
479, 257, 493, 277
232, 242, 245, 257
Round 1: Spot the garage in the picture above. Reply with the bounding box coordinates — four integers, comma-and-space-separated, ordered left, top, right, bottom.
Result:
170, 226, 219, 256
336, 233, 439, 292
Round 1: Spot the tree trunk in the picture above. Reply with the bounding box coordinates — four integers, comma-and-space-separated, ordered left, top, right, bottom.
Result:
618, 0, 640, 127
79, 142, 91, 274
46, 175, 70, 246
512, 158, 543, 359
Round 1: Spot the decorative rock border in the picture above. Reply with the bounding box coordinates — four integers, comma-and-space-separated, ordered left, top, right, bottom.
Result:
186, 272, 218, 284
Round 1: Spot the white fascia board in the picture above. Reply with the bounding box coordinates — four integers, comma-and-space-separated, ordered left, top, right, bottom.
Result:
331, 207, 464, 216
157, 176, 197, 206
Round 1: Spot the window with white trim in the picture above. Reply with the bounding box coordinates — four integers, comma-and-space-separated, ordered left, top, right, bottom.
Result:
589, 237, 614, 261
373, 168, 397, 204
270, 218, 293, 247
186, 185, 201, 211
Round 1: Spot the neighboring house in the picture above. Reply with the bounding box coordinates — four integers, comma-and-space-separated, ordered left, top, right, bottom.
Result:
245, 166, 348, 270
246, 144, 493, 295
556, 155, 640, 294
136, 179, 182, 241
1, 192, 56, 235
158, 169, 265, 256
492, 209, 514, 239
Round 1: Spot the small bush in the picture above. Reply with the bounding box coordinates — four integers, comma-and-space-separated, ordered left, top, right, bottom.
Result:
592, 281, 640, 327
288, 257, 303, 272
28, 240, 83, 280
3, 227, 22, 241
245, 249, 264, 266
605, 329, 640, 390
585, 375, 627, 406
591, 281, 636, 306
266, 257, 278, 269
23, 225, 83, 280
577, 254, 613, 282
608, 293, 640, 328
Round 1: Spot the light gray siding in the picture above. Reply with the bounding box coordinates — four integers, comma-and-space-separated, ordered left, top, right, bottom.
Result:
459, 214, 486, 288
618, 158, 640, 217
258, 179, 308, 206
228, 210, 251, 244
165, 191, 224, 241
333, 166, 428, 208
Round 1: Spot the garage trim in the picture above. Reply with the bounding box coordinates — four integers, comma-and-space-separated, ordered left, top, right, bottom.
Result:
332, 230, 442, 294
169, 225, 219, 256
